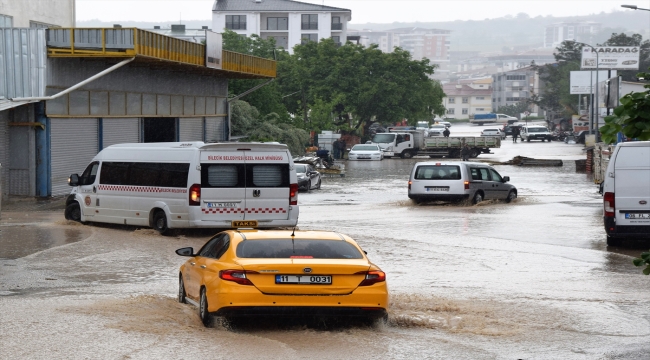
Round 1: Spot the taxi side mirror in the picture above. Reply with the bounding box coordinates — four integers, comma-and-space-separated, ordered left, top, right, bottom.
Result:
68, 174, 79, 186
175, 247, 194, 257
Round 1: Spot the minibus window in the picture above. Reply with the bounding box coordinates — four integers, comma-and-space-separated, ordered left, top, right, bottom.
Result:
248, 164, 289, 187
80, 162, 99, 185
201, 164, 245, 188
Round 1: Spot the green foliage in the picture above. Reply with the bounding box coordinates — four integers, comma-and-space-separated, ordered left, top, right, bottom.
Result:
496, 100, 531, 118
632, 251, 650, 276
600, 70, 650, 143
230, 100, 309, 156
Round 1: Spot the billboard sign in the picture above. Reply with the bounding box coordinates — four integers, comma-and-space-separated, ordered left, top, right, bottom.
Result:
570, 70, 617, 94
205, 30, 222, 69
580, 46, 640, 70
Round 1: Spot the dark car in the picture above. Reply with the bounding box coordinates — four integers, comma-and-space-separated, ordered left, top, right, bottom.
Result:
295, 163, 321, 191
502, 125, 518, 137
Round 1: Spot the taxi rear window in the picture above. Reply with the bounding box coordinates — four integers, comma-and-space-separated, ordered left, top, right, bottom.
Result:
236, 239, 363, 259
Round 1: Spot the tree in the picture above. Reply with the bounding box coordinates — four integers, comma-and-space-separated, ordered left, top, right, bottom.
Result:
496, 100, 530, 117
599, 69, 650, 143
633, 250, 650, 276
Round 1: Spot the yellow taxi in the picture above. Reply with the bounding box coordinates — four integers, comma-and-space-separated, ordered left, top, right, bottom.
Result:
175, 228, 388, 326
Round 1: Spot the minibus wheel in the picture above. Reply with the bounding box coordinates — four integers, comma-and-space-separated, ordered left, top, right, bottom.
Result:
152, 210, 169, 234
64, 202, 82, 222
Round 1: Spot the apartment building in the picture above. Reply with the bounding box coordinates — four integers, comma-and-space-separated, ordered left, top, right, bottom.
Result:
491, 66, 542, 114
544, 21, 601, 48
442, 81, 492, 120
212, 0, 351, 53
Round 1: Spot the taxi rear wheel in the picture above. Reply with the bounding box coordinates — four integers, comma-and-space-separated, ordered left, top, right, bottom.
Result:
178, 275, 187, 304
199, 287, 213, 327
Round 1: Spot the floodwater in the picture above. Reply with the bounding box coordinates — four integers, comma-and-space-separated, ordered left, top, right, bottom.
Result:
2, 123, 650, 359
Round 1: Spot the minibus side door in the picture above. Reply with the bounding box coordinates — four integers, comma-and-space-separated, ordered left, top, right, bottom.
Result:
78, 161, 99, 217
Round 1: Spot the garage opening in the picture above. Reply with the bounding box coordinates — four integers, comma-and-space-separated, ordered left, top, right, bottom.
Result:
144, 117, 177, 142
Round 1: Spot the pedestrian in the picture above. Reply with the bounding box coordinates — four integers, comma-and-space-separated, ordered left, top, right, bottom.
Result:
512, 126, 519, 143
461, 144, 471, 161
337, 138, 347, 159
443, 127, 450, 138
332, 139, 341, 159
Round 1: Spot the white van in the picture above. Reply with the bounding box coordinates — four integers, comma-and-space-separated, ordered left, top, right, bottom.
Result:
520, 125, 552, 142
64, 142, 299, 233
408, 161, 517, 204
602, 141, 650, 246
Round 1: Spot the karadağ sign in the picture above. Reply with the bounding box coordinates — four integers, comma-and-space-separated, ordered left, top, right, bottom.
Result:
580, 46, 640, 70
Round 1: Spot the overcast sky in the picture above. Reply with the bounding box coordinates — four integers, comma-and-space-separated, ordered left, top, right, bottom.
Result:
76, 0, 650, 24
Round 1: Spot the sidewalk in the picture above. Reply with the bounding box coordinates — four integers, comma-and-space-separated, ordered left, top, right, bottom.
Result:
1, 196, 66, 213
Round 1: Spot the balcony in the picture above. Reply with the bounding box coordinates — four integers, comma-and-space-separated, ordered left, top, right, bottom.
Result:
331, 23, 343, 31
46, 28, 276, 79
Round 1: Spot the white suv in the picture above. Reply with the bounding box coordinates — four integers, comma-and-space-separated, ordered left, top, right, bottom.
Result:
521, 125, 552, 142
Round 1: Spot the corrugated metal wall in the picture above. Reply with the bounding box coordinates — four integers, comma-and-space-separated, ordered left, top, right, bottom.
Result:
0, 28, 46, 99
0, 112, 8, 197
102, 118, 140, 148
51, 118, 98, 196
205, 116, 226, 142
179, 117, 204, 142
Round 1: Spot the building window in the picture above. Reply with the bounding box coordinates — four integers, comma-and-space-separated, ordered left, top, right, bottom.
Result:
506, 97, 522, 101
448, 97, 455, 104
462, 97, 469, 104
331, 16, 342, 30
506, 75, 526, 81
447, 108, 455, 114
301, 34, 318, 44
30, 21, 57, 28
476, 108, 485, 111
267, 17, 288, 31
226, 15, 246, 30
0, 14, 13, 28
462, 108, 468, 115
301, 14, 318, 30
475, 96, 484, 100
492, 98, 496, 102
332, 36, 341, 46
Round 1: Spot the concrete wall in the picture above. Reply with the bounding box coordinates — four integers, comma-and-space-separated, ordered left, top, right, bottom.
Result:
0, 0, 75, 27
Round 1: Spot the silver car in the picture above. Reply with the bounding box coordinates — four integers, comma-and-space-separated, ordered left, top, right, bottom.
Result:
408, 161, 517, 204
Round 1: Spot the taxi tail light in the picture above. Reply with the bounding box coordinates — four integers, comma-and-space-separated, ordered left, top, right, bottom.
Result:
219, 270, 257, 286
356, 270, 386, 286
604, 192, 615, 218
189, 184, 201, 206
290, 183, 298, 205
464, 181, 470, 190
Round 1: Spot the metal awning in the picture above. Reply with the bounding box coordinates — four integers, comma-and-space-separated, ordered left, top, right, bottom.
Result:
0, 99, 38, 112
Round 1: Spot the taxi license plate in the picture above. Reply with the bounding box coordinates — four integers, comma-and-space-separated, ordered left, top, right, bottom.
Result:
625, 213, 650, 219
276, 275, 332, 284
207, 202, 239, 208
426, 186, 449, 192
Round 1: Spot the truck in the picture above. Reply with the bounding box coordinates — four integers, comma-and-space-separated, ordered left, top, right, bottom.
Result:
470, 113, 518, 125
371, 130, 501, 159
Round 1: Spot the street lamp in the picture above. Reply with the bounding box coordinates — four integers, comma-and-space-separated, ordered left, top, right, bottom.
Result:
621, 4, 650, 11
568, 40, 599, 135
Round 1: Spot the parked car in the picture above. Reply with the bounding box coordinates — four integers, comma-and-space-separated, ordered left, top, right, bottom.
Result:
295, 163, 321, 191
428, 124, 447, 137
348, 144, 384, 160
520, 125, 552, 142
501, 124, 518, 137
408, 161, 517, 204
436, 121, 452, 128
176, 229, 388, 326
480, 128, 505, 139
601, 141, 650, 246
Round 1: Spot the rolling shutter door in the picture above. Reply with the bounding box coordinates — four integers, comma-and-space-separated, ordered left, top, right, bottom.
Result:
103, 118, 140, 148
205, 116, 226, 142
179, 117, 204, 142
51, 118, 98, 196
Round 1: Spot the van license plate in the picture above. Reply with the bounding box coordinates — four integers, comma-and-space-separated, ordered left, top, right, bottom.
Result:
625, 213, 650, 219
426, 187, 449, 192
276, 275, 332, 284
207, 202, 238, 208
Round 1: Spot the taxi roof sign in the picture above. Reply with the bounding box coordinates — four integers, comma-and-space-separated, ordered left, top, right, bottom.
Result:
232, 220, 258, 229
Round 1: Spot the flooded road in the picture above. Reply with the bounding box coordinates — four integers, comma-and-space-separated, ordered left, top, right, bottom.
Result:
2, 125, 650, 359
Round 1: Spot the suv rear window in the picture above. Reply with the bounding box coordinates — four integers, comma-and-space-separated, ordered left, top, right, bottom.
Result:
236, 239, 363, 259
414, 165, 461, 180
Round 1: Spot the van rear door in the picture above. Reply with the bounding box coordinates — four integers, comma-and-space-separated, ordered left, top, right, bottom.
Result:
243, 150, 291, 221
614, 146, 650, 226
199, 151, 246, 222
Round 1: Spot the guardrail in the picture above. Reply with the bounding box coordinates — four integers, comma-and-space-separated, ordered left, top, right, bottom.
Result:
47, 28, 276, 77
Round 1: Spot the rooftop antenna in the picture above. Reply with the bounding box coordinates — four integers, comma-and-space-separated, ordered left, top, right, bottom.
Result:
291, 227, 296, 237
291, 227, 296, 254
